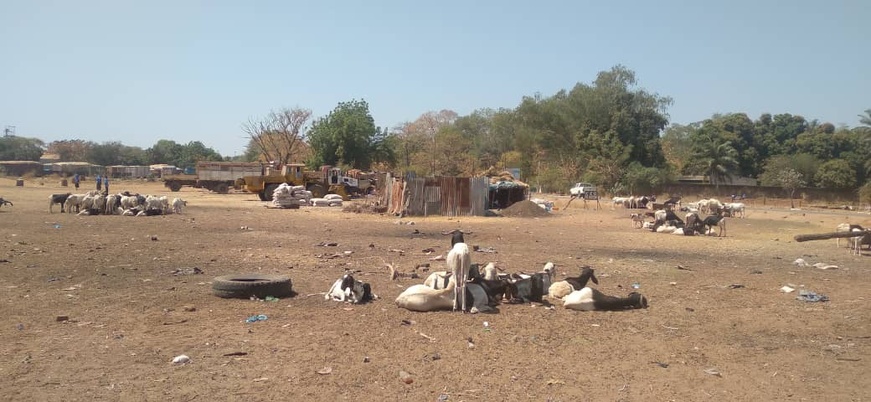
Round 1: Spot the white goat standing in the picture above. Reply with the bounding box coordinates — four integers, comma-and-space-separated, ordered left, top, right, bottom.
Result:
446, 232, 472, 312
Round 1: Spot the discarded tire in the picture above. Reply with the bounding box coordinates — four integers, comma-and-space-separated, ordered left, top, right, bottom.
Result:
212, 274, 293, 299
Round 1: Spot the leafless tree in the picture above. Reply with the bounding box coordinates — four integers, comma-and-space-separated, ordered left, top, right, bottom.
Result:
242, 107, 312, 165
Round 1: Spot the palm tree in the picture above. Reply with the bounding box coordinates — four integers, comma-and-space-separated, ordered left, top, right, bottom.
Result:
860, 109, 871, 127
694, 134, 739, 193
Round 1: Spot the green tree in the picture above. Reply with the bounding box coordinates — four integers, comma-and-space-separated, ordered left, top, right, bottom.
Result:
859, 181, 871, 210
307, 99, 384, 170
146, 139, 183, 165
622, 162, 674, 194
814, 159, 857, 189
753, 113, 806, 158
0, 136, 45, 161
46, 139, 94, 161
758, 154, 821, 187
777, 168, 805, 208
661, 123, 699, 175
859, 109, 871, 127
688, 131, 739, 192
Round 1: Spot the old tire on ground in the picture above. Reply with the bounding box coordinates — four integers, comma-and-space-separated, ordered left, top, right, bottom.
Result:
262, 184, 279, 202
307, 184, 325, 198
212, 274, 293, 299
168, 181, 182, 192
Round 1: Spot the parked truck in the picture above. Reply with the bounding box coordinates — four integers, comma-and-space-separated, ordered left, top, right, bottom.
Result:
235, 164, 375, 201
163, 161, 265, 193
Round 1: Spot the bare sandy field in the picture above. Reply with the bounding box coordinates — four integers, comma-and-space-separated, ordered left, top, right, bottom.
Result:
0, 178, 868, 401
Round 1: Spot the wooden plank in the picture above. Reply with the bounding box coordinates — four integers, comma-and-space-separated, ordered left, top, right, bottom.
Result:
794, 231, 869, 242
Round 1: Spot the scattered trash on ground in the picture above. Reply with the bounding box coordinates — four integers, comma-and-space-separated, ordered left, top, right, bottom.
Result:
316, 242, 338, 247
631, 283, 641, 289
651, 361, 669, 368
780, 286, 795, 293
245, 314, 268, 323
796, 290, 829, 302
222, 352, 248, 357
704, 368, 722, 377
473, 246, 497, 253
728, 284, 745, 289
171, 267, 203, 276
172, 355, 191, 365
793, 258, 839, 270
264, 296, 279, 302
317, 367, 333, 375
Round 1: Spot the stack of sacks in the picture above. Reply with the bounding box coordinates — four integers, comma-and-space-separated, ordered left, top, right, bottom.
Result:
272, 183, 302, 208
324, 193, 343, 207
289, 185, 311, 205
310, 198, 331, 207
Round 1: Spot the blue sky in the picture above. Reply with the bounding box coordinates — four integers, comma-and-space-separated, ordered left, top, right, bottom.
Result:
1, 0, 868, 157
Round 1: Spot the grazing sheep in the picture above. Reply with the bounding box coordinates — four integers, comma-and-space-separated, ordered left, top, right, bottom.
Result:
724, 202, 746, 218
49, 193, 72, 213
0, 197, 11, 208
63, 194, 84, 213
836, 223, 864, 248
171, 198, 187, 214
685, 212, 703, 235
563, 288, 649, 311
105, 194, 120, 215
848, 229, 870, 255
702, 213, 727, 237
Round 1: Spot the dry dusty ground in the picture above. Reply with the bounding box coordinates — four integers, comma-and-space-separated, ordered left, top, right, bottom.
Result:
0, 178, 869, 402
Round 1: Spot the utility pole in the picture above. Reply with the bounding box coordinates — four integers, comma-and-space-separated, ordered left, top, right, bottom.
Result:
3, 125, 15, 137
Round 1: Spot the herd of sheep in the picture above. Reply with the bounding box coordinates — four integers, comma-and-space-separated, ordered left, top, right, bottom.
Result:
617, 196, 746, 237
49, 191, 186, 216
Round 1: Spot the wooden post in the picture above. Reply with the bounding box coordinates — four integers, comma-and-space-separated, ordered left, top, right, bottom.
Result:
794, 231, 868, 242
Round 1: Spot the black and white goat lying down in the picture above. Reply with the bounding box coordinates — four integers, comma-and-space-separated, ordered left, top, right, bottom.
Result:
325, 273, 376, 304
546, 266, 648, 311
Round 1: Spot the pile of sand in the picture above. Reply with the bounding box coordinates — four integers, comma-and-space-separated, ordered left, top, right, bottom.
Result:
499, 200, 551, 218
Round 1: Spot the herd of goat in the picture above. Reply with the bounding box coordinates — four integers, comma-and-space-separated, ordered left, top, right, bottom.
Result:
619, 196, 745, 237
327, 231, 649, 314
48, 191, 186, 216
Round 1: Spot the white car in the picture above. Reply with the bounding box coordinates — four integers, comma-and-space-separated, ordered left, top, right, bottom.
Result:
569, 183, 597, 198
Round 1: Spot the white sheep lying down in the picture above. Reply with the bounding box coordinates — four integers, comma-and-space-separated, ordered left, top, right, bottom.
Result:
395, 281, 456, 312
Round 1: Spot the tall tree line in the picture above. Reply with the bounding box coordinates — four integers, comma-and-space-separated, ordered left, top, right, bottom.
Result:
0, 137, 225, 168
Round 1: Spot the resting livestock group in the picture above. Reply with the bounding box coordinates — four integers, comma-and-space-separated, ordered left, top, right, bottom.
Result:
49, 190, 186, 217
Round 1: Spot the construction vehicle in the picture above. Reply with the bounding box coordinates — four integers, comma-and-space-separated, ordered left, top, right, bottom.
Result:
235, 164, 375, 202
162, 161, 264, 193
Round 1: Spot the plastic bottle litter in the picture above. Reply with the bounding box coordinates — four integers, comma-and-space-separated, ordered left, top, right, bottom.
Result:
631, 283, 641, 289
172, 355, 191, 364
245, 314, 268, 323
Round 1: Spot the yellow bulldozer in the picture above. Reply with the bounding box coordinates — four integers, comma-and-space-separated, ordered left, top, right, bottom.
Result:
235, 164, 373, 202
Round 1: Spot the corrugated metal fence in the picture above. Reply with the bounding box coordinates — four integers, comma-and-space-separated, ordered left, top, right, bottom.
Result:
384, 174, 488, 217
